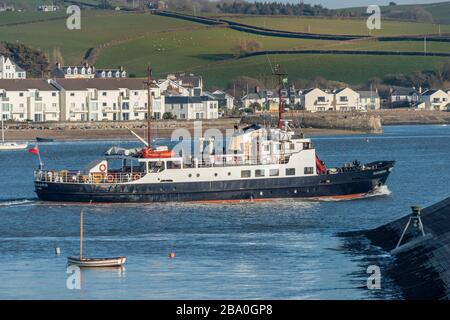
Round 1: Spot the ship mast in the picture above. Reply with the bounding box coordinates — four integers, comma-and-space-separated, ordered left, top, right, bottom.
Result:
273, 64, 288, 129
146, 67, 152, 150
79, 208, 83, 260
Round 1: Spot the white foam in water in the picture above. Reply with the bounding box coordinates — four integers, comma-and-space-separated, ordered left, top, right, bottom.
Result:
0, 199, 36, 207
366, 185, 392, 198
315, 185, 392, 202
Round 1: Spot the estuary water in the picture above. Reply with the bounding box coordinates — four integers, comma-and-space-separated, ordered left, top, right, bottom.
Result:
0, 125, 449, 299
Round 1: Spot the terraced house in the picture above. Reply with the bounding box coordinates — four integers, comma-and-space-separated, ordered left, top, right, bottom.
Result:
51, 78, 164, 121
0, 79, 59, 122
164, 96, 219, 120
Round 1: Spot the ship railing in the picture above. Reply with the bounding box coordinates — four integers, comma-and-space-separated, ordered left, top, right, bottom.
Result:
34, 170, 145, 184
188, 155, 290, 168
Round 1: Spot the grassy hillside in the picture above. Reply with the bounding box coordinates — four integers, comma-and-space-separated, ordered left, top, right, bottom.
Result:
340, 1, 450, 25
224, 15, 450, 36
185, 54, 447, 88
1, 9, 450, 89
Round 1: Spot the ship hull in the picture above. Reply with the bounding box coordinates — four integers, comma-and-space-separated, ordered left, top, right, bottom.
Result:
34, 161, 394, 203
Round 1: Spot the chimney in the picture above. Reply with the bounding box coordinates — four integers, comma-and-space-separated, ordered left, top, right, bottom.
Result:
56, 62, 61, 69
255, 86, 260, 93
419, 86, 423, 94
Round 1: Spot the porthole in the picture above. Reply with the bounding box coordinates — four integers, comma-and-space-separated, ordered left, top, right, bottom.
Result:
188, 174, 192, 178
228, 172, 231, 176
214, 173, 218, 177
196, 173, 200, 177
260, 191, 263, 196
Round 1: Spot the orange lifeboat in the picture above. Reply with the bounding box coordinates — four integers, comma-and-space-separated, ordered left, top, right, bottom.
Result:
141, 146, 175, 159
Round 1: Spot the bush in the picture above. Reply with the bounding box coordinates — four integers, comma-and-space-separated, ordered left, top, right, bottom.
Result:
163, 112, 175, 120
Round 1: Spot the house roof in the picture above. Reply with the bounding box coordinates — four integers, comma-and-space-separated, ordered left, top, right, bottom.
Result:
242, 92, 262, 100
0, 79, 56, 91
392, 88, 419, 96
421, 89, 444, 96
164, 96, 204, 104
54, 78, 156, 90
177, 75, 201, 88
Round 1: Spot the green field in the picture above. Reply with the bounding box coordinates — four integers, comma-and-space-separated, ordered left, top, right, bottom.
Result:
2, 9, 450, 88
339, 1, 450, 25
185, 54, 449, 88
225, 15, 450, 36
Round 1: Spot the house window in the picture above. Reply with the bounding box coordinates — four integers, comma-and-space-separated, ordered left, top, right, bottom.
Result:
286, 168, 296, 176
102, 92, 107, 96
317, 96, 326, 103
241, 170, 251, 178
134, 112, 139, 117
304, 167, 314, 175
269, 169, 279, 176
70, 93, 75, 97
19, 92, 24, 97
134, 91, 139, 96
255, 169, 265, 177
52, 92, 57, 97
102, 103, 107, 107
122, 113, 129, 121
340, 96, 348, 102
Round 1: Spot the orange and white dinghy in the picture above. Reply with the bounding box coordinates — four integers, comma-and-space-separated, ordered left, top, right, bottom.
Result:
67, 208, 126, 268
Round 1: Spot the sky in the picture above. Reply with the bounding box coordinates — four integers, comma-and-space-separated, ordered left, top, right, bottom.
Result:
285, 1, 443, 9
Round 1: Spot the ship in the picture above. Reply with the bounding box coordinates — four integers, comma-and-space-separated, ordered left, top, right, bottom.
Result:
33, 67, 395, 203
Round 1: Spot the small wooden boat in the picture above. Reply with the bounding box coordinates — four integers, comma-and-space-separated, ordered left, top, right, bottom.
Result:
67, 256, 126, 267
67, 208, 126, 268
36, 137, 54, 143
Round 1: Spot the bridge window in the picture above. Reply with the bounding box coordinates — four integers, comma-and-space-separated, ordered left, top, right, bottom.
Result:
255, 169, 265, 177
269, 169, 279, 177
304, 167, 314, 175
241, 170, 251, 178
286, 168, 295, 176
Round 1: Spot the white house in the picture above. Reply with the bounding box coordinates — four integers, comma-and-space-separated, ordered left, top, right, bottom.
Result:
0, 79, 60, 122
51, 78, 164, 121
165, 73, 203, 96
158, 78, 192, 96
0, 56, 26, 79
52, 63, 127, 79
37, 5, 59, 12
420, 89, 449, 111
299, 88, 333, 112
332, 88, 360, 111
164, 96, 219, 120
208, 90, 235, 110
359, 91, 381, 110
95, 67, 127, 79
390, 88, 420, 108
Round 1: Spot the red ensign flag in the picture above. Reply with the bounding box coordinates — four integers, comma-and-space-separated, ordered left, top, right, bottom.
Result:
28, 146, 39, 155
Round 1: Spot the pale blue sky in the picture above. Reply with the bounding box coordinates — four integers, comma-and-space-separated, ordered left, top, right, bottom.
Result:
279, 1, 443, 9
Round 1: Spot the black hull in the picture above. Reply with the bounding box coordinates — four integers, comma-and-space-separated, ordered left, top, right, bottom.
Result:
35, 161, 394, 203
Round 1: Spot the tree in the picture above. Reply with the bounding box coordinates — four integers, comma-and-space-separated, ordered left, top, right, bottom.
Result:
163, 112, 175, 120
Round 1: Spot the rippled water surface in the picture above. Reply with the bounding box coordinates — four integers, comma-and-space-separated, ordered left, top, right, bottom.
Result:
0, 125, 449, 299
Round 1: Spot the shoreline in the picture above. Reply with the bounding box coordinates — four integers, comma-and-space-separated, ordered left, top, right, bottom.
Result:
4, 127, 367, 142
